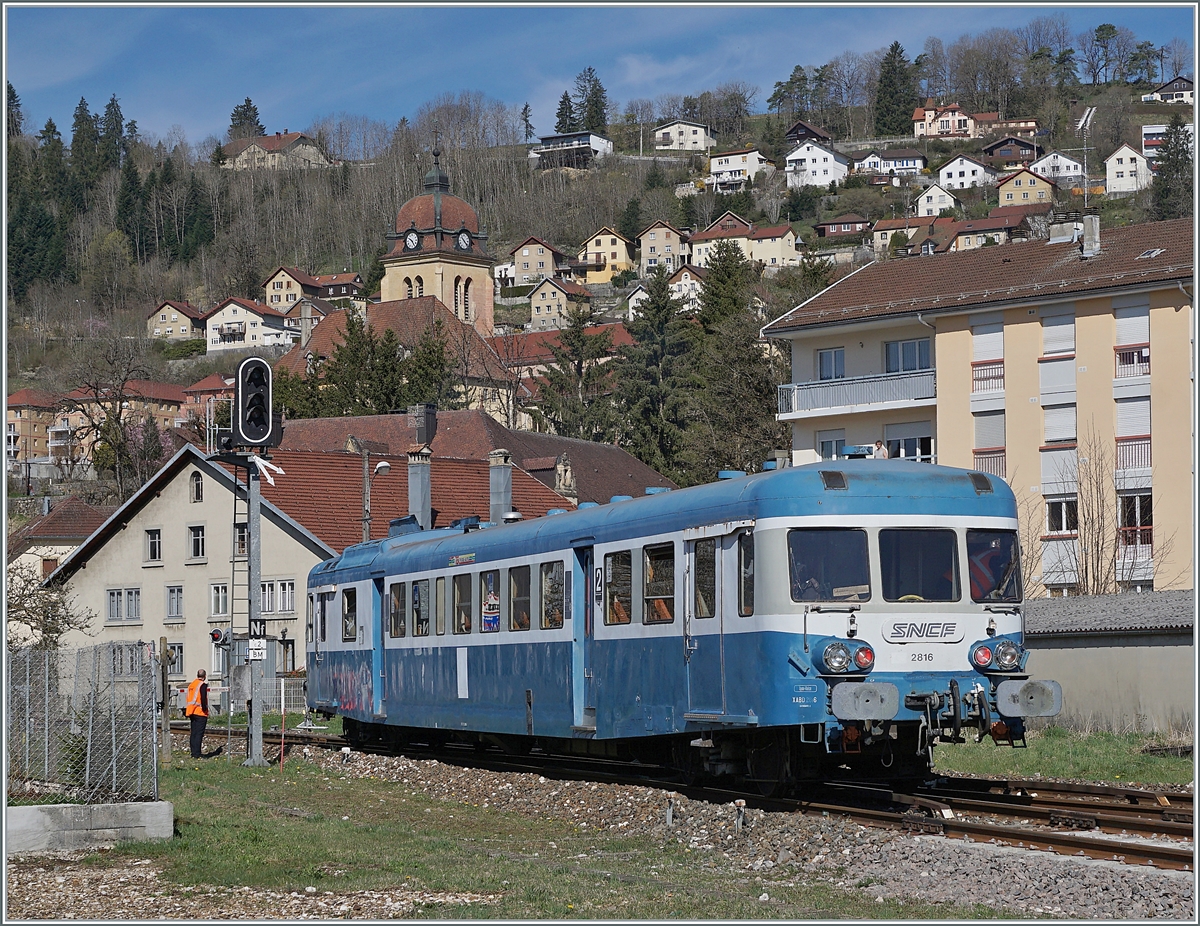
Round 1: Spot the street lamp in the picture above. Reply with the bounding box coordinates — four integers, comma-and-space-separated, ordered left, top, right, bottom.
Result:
362, 457, 391, 543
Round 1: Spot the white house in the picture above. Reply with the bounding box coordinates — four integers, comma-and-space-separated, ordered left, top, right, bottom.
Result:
1105, 144, 1152, 196
1143, 122, 1194, 168
667, 265, 706, 313
1141, 76, 1194, 104
784, 141, 850, 188
913, 183, 962, 217
653, 120, 716, 151
1029, 151, 1085, 186
708, 148, 772, 191
529, 132, 614, 169
205, 298, 292, 354
625, 284, 650, 319
851, 148, 927, 176
937, 154, 998, 190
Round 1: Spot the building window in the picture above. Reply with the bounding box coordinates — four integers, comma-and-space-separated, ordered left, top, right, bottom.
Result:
1046, 498, 1078, 533
885, 338, 931, 373
166, 643, 185, 677
817, 428, 846, 461
167, 585, 184, 622
817, 347, 844, 381
261, 582, 275, 614
146, 529, 162, 562
190, 472, 203, 502
280, 580, 295, 613
234, 523, 248, 558
210, 583, 228, 617
189, 525, 206, 560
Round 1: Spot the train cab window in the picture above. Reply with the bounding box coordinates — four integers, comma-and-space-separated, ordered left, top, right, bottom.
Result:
694, 539, 717, 618
436, 577, 446, 635
603, 552, 632, 625
880, 528, 960, 602
318, 591, 334, 642
787, 528, 870, 602
509, 566, 531, 631
738, 531, 754, 616
388, 582, 407, 637
341, 588, 358, 642
480, 570, 501, 632
540, 562, 565, 629
967, 530, 1022, 603
643, 543, 675, 623
412, 579, 430, 636
453, 574, 473, 633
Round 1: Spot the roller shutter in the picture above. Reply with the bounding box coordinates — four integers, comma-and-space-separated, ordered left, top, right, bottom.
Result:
973, 411, 1005, 449
1043, 404, 1076, 443
1116, 397, 1150, 437
971, 323, 1004, 361
1042, 314, 1075, 355
1114, 306, 1149, 345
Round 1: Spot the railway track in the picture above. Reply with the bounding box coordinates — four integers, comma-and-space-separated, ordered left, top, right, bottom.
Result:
176, 722, 1193, 871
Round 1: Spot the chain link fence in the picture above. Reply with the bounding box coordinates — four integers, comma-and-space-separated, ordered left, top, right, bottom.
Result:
6, 642, 160, 806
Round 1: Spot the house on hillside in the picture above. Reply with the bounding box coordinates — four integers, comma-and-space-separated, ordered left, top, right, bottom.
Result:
7, 495, 116, 580
851, 148, 927, 176
914, 182, 962, 217
784, 119, 833, 146
635, 221, 690, 276
1030, 151, 1085, 187
870, 218, 926, 256
653, 120, 716, 151
262, 266, 323, 308
763, 216, 1194, 596
996, 168, 1054, 205
667, 264, 706, 312
510, 237, 572, 284
1141, 122, 1193, 170
575, 227, 636, 284
981, 135, 1043, 169
688, 212, 754, 266
146, 301, 207, 340
205, 297, 292, 353
181, 373, 233, 424
625, 283, 650, 318
1105, 144, 1152, 196
913, 101, 992, 139
784, 141, 850, 188
708, 147, 772, 192
936, 154, 998, 190
312, 271, 365, 307
219, 132, 332, 170
7, 389, 59, 469
527, 278, 591, 330
280, 296, 336, 345
1142, 75, 1193, 104
814, 214, 870, 239
529, 132, 613, 169
749, 224, 798, 269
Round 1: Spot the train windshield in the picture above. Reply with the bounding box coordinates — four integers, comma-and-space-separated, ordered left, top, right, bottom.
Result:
966, 530, 1022, 603
880, 529, 960, 602
787, 529, 870, 602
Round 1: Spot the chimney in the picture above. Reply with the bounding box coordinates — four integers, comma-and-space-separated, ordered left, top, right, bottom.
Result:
488, 448, 513, 524
407, 446, 432, 530
409, 403, 437, 446
554, 452, 578, 505
300, 300, 313, 347
1047, 211, 1083, 245
1081, 213, 1100, 258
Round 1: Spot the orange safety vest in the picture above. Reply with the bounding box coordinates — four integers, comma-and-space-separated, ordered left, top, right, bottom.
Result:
185, 678, 208, 718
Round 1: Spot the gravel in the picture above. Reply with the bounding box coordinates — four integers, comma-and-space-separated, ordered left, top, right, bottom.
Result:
5, 734, 1194, 920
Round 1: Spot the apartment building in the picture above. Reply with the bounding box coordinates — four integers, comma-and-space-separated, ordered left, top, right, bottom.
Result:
6, 389, 59, 468
763, 217, 1193, 595
1105, 144, 1152, 196
635, 221, 689, 276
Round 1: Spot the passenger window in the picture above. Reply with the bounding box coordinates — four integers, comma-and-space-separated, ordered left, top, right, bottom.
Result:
738, 531, 755, 616
787, 528, 871, 602
388, 582, 406, 637
694, 539, 716, 618
540, 562, 565, 629
453, 574, 472, 633
480, 570, 500, 632
880, 528, 960, 602
413, 579, 430, 636
509, 566, 531, 631
306, 594, 314, 643
604, 551, 632, 625
341, 588, 357, 642
644, 543, 675, 623
435, 577, 446, 635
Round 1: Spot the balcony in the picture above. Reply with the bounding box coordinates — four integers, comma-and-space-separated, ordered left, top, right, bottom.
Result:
971, 360, 1004, 393
972, 448, 1006, 477
1114, 344, 1150, 378
1115, 436, 1151, 470
1120, 526, 1153, 552
778, 370, 936, 419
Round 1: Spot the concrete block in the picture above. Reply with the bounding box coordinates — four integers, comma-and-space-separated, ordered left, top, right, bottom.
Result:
6, 801, 174, 855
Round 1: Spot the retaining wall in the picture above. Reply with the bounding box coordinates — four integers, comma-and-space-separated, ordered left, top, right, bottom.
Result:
6, 801, 174, 855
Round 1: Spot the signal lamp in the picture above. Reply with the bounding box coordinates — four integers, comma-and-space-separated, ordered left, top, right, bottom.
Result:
210, 628, 230, 645
823, 641, 851, 672
853, 645, 875, 670
971, 645, 993, 667
994, 640, 1021, 670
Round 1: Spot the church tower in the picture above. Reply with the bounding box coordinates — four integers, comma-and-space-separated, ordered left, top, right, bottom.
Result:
380, 150, 495, 335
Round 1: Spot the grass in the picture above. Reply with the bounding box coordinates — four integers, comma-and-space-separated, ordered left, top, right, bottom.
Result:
932, 726, 1194, 786
78, 754, 1007, 920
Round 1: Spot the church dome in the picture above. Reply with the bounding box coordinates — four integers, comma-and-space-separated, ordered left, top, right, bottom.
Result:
394, 192, 480, 236
387, 149, 487, 258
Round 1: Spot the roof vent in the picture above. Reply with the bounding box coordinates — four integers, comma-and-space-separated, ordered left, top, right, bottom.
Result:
969, 472, 993, 494
579, 502, 599, 509
717, 470, 747, 480
546, 508, 567, 516
502, 511, 523, 523
388, 515, 422, 537
610, 495, 633, 503
820, 470, 848, 490
450, 515, 481, 531
645, 486, 671, 495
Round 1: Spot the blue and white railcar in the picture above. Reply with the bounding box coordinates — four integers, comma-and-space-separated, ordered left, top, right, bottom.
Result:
305, 461, 1060, 786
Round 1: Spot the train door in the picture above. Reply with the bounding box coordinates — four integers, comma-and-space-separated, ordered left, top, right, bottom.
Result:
308, 588, 334, 706
371, 574, 385, 719
572, 545, 596, 731
685, 537, 724, 713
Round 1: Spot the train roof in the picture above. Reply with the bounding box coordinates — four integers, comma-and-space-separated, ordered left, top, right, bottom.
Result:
310, 461, 1017, 585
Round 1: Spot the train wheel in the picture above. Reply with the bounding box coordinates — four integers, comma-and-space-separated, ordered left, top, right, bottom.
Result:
746, 737, 788, 797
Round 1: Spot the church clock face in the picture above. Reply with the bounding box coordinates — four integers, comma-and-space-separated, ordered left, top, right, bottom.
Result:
405, 231, 420, 250
457, 231, 471, 250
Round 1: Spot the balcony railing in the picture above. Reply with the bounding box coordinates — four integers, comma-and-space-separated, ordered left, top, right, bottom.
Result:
1114, 344, 1150, 378
1115, 436, 1151, 470
778, 369, 936, 416
1120, 526, 1153, 551
971, 360, 1004, 393
972, 448, 1006, 477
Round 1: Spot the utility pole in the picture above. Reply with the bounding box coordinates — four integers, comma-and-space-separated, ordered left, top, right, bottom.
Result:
244, 462, 267, 767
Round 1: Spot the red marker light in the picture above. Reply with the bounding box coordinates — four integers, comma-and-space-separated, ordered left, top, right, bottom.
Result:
854, 646, 874, 669
972, 645, 993, 667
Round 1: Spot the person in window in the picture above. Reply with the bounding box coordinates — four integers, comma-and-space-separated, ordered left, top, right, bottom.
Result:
791, 560, 821, 600
873, 440, 889, 459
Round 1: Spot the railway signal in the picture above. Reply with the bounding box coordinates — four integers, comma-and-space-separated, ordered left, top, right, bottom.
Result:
233, 357, 278, 447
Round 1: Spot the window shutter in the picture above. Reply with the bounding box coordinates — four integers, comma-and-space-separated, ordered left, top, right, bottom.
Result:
971, 323, 1004, 361
1114, 305, 1149, 345
973, 411, 1005, 449
1043, 404, 1077, 442
1042, 314, 1075, 354
1116, 397, 1150, 436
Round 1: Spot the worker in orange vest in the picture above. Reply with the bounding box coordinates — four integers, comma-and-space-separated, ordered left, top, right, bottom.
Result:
185, 669, 209, 758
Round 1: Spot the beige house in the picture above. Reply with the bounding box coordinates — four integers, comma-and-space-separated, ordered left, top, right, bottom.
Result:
915, 183, 962, 217
219, 132, 332, 170
764, 216, 1194, 596
913, 101, 997, 139
576, 227, 635, 284
635, 221, 689, 276
528, 278, 591, 330
708, 147, 772, 192
262, 267, 322, 309
7, 388, 59, 468
205, 298, 292, 354
1105, 144, 1152, 197
749, 224, 798, 269
653, 120, 716, 151
146, 301, 207, 340
996, 168, 1054, 207
687, 212, 753, 267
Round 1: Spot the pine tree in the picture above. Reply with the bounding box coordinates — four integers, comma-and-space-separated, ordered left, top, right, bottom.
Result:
554, 92, 575, 134
69, 97, 101, 188
874, 42, 918, 137
115, 153, 144, 259
643, 160, 666, 190
578, 68, 608, 134
229, 97, 265, 140
618, 197, 643, 241
403, 321, 458, 408
537, 304, 615, 441
520, 103, 535, 142
98, 94, 125, 172
7, 80, 24, 139
1152, 112, 1194, 220
210, 143, 227, 167
697, 238, 756, 331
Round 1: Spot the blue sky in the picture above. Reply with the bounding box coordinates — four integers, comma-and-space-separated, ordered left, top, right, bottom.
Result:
5, 4, 1195, 148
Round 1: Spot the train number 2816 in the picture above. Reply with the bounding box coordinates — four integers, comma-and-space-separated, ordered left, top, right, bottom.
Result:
911, 652, 934, 662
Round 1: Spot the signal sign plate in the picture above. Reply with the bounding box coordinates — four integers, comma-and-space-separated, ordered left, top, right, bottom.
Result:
248, 639, 266, 661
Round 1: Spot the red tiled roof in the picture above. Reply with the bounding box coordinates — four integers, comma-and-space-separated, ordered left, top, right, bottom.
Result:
536, 277, 592, 298
509, 236, 564, 259
988, 203, 1054, 220
390, 195, 486, 259
312, 273, 362, 286
689, 212, 753, 243
146, 300, 204, 321
282, 297, 336, 320
183, 373, 233, 396
273, 297, 503, 380
871, 218, 923, 233
262, 267, 322, 289
951, 215, 1027, 234
750, 224, 793, 241
222, 132, 313, 158
997, 167, 1053, 185
764, 219, 1193, 335
489, 323, 633, 366
214, 296, 289, 321
63, 380, 187, 405
7, 496, 117, 558
7, 389, 59, 409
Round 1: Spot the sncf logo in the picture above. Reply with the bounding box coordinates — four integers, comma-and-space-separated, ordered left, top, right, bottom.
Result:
884, 622, 963, 643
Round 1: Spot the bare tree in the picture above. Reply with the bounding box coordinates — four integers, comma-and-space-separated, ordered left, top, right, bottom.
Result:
1166, 37, 1193, 79
825, 51, 867, 137
918, 37, 950, 102
6, 559, 95, 649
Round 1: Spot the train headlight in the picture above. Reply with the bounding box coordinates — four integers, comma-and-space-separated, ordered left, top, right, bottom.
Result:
971, 645, 993, 668
853, 645, 875, 670
994, 640, 1021, 670
823, 642, 851, 673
